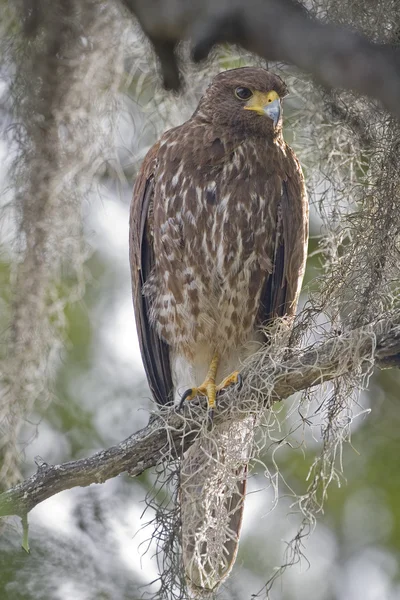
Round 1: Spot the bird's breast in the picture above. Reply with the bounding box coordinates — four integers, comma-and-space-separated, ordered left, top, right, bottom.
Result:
150, 144, 281, 353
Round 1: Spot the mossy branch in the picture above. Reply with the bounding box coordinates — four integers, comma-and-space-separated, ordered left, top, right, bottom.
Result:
0, 314, 399, 525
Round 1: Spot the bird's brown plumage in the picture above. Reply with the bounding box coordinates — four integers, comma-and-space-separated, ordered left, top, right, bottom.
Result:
130, 67, 308, 593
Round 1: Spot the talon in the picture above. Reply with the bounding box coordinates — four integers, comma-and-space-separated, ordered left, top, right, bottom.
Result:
207, 408, 214, 429
179, 388, 194, 411
236, 373, 243, 390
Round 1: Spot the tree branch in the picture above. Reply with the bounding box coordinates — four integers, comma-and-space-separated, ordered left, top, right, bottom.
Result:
122, 0, 400, 118
0, 314, 399, 521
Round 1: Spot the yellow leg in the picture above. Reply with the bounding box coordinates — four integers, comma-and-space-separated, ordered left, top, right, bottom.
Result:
202, 352, 219, 411
179, 357, 242, 420
179, 353, 219, 412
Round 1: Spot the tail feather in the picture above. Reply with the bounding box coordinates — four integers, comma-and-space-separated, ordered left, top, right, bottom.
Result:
180, 417, 254, 595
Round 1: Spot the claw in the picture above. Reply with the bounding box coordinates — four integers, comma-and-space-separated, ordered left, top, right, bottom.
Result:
236, 373, 243, 390
179, 388, 194, 411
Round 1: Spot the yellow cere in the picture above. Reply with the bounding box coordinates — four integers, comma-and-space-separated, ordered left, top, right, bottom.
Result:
244, 90, 279, 115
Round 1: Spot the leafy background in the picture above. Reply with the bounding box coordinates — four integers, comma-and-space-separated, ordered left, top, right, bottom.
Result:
0, 14, 400, 600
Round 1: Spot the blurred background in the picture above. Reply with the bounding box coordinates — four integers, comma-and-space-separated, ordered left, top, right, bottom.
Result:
0, 2, 399, 599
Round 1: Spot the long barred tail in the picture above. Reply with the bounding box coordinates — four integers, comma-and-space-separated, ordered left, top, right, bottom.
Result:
180, 416, 255, 595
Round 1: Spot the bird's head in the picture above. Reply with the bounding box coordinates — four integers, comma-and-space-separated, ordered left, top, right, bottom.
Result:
195, 67, 288, 138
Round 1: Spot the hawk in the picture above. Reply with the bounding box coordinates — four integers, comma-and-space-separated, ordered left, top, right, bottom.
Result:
130, 67, 308, 594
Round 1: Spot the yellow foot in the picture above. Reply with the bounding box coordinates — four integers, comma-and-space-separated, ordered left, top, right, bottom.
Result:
179, 353, 219, 420
179, 380, 217, 424
179, 355, 242, 423
216, 371, 242, 393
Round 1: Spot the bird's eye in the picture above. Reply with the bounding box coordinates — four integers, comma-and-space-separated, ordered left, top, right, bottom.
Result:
235, 87, 253, 100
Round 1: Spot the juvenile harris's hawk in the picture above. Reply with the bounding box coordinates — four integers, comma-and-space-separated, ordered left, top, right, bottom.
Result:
130, 67, 308, 594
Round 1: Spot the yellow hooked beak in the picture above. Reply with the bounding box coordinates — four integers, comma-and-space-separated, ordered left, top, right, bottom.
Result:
244, 90, 281, 127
